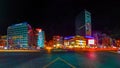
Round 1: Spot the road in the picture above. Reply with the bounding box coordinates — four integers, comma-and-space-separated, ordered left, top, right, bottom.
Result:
0, 51, 120, 68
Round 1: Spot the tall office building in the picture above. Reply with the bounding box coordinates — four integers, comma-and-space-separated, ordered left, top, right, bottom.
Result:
7, 22, 34, 48
35, 28, 45, 48
75, 10, 92, 36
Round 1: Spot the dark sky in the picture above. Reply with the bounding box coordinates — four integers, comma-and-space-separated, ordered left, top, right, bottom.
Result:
0, 0, 120, 40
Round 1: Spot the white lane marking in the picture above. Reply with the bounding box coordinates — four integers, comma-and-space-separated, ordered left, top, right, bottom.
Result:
43, 57, 76, 68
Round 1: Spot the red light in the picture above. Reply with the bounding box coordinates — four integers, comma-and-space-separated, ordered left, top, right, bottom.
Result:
87, 52, 96, 60
36, 28, 42, 32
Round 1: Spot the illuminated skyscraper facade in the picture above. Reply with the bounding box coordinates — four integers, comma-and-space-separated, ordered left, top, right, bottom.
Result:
7, 22, 33, 48
75, 10, 92, 36
35, 28, 45, 48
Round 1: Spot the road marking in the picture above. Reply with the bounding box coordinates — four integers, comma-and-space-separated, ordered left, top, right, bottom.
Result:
58, 57, 76, 68
43, 57, 60, 68
43, 57, 76, 68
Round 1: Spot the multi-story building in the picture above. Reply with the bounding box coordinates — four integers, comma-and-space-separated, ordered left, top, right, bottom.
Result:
64, 36, 86, 48
0, 35, 7, 48
53, 36, 63, 48
34, 28, 45, 48
7, 22, 34, 49
75, 10, 92, 36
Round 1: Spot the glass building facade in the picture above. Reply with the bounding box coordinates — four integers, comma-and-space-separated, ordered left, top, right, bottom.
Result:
7, 22, 33, 48
35, 28, 45, 48
75, 10, 92, 36
37, 31, 45, 48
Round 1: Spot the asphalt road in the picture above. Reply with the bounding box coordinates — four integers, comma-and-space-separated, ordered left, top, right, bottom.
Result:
0, 51, 120, 68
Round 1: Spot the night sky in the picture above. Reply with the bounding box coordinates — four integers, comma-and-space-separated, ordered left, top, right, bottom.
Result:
0, 0, 120, 40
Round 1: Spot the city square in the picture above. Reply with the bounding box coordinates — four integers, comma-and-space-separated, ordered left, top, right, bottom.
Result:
0, 0, 120, 68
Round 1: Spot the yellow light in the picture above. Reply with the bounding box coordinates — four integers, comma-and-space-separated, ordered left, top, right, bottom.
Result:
74, 45, 77, 47
74, 45, 80, 48
45, 47, 52, 54
46, 47, 52, 50
69, 45, 73, 48
56, 44, 60, 47
81, 46, 85, 48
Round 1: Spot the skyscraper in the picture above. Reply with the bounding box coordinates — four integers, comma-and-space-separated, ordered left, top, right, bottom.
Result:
75, 10, 92, 36
35, 28, 45, 48
7, 22, 34, 48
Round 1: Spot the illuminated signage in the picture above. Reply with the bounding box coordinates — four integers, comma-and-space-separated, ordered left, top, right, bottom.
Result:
88, 39, 94, 45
